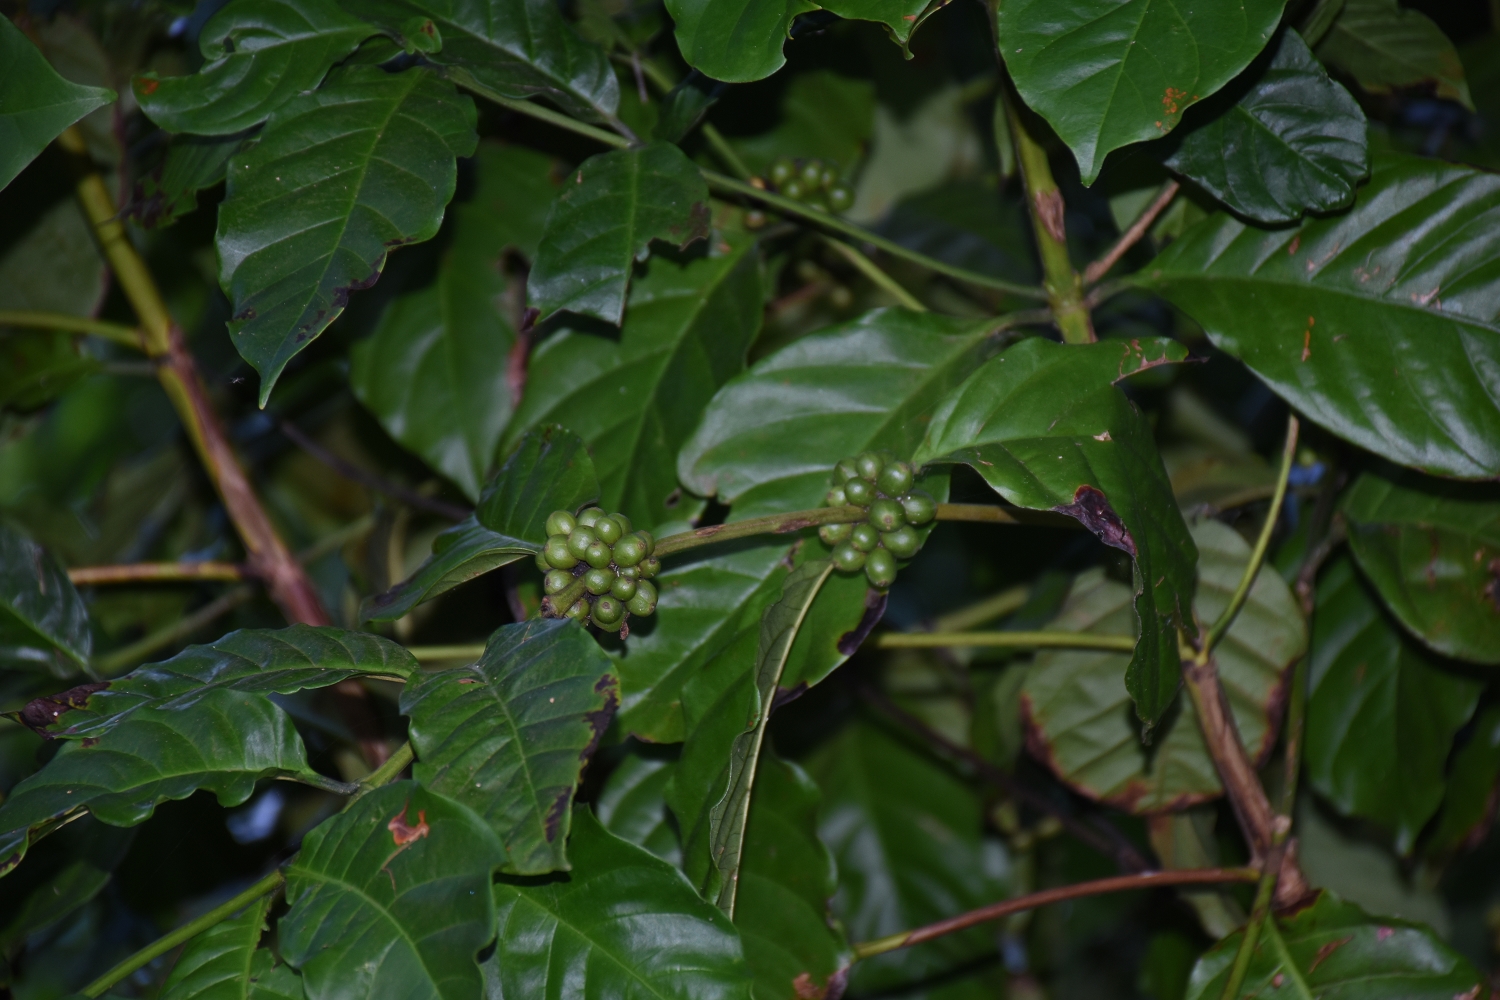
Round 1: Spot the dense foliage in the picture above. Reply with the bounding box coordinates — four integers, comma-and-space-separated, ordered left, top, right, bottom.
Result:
1, 0, 1498, 997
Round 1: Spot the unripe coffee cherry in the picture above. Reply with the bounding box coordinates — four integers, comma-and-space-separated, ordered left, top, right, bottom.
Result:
850, 523, 879, 553
544, 569, 574, 595
819, 165, 839, 191
584, 540, 613, 569
595, 516, 624, 545
593, 595, 625, 626
617, 563, 640, 581
639, 556, 661, 579
535, 551, 550, 572
564, 599, 588, 620
855, 451, 883, 482
900, 489, 936, 525
832, 542, 866, 572
800, 159, 824, 189
843, 478, 875, 506
827, 186, 853, 213
627, 580, 658, 616
745, 210, 767, 230
835, 458, 860, 482
637, 529, 655, 555
819, 521, 853, 546
825, 485, 848, 507
612, 534, 646, 567
544, 536, 578, 569
877, 461, 914, 496
584, 567, 615, 595
611, 575, 638, 600
545, 510, 576, 537
866, 548, 898, 588
770, 157, 795, 186
567, 527, 597, 560
782, 178, 806, 201
613, 512, 634, 534
576, 507, 605, 528
882, 525, 921, 559
867, 498, 906, 533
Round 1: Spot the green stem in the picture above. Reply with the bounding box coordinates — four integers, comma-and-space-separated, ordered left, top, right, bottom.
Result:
876, 631, 1135, 652
702, 125, 753, 181
94, 585, 256, 675
288, 772, 361, 796
0, 310, 145, 350
1262, 910, 1315, 1000
932, 584, 1030, 632
820, 236, 926, 311
1280, 655, 1308, 819
355, 740, 414, 793
457, 81, 632, 149
406, 644, 488, 662
80, 869, 285, 998
1218, 848, 1283, 1000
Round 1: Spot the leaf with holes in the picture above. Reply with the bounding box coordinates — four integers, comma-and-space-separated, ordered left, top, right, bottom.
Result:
0, 17, 114, 193
1318, 0, 1472, 109
914, 336, 1197, 730
159, 894, 274, 1000
0, 519, 91, 676
217, 65, 477, 405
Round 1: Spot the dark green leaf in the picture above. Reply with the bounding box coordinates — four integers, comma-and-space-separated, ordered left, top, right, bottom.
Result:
1185, 891, 1484, 999
0, 331, 100, 412
159, 894, 273, 1000
527, 141, 710, 326
679, 309, 1000, 518
0, 818, 132, 951
1426, 705, 1500, 856
1342, 468, 1500, 665
1306, 557, 1482, 853
1023, 520, 1306, 813
913, 336, 1197, 729
595, 742, 681, 865
280, 782, 506, 1000
401, 619, 617, 874
663, 0, 815, 84
129, 131, 254, 229
0, 200, 106, 318
0, 17, 114, 193
362, 425, 597, 621
1139, 153, 1500, 480
1163, 30, 1368, 223
133, 0, 373, 135
247, 953, 306, 1000
217, 65, 477, 405
996, 0, 1287, 184
484, 807, 752, 1000
1317, 0, 1472, 109
655, 73, 723, 145
0, 521, 91, 675
808, 717, 1011, 994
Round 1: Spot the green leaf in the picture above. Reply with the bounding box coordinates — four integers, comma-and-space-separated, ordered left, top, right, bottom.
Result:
350, 143, 560, 500
1184, 891, 1484, 999
401, 619, 617, 875
129, 131, 254, 229
0, 689, 315, 878
913, 336, 1197, 729
1022, 520, 1305, 813
133, 0, 373, 135
730, 71, 875, 178
807, 716, 1011, 994
1318, 0, 1472, 109
663, 0, 815, 84
0, 521, 91, 675
995, 0, 1287, 185
348, 0, 622, 124
159, 894, 273, 1000
362, 425, 598, 621
0, 199, 106, 319
217, 65, 477, 406
0, 330, 100, 412
527, 141, 710, 326
0, 818, 133, 951
1341, 468, 1500, 666
21, 625, 414, 740
733, 755, 850, 1000
595, 742, 681, 865
1138, 153, 1500, 480
247, 953, 307, 1000
679, 310, 1000, 518
279, 781, 506, 1000
484, 807, 752, 1000
1306, 557, 1482, 853
0, 17, 114, 193
1426, 705, 1500, 856
1163, 30, 1368, 224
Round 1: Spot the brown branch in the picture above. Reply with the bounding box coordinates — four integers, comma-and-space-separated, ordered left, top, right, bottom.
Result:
278, 420, 469, 522
69, 562, 248, 585
1084, 180, 1180, 284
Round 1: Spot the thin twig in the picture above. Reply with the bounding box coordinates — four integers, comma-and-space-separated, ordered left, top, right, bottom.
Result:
94, 586, 256, 675
406, 645, 487, 662
819, 236, 926, 311
1083, 180, 1180, 284
353, 740, 414, 798
932, 584, 1030, 633
0, 310, 144, 350
1219, 828, 1291, 1000
875, 631, 1135, 652
69, 562, 247, 585
455, 81, 632, 149
279, 420, 469, 522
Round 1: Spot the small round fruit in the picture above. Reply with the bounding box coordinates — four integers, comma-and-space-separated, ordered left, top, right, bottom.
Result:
900, 489, 936, 525
800, 159, 824, 189
843, 478, 875, 506
564, 599, 589, 621
639, 556, 661, 579
595, 515, 623, 545
868, 498, 906, 533
866, 548, 898, 588
828, 285, 853, 310
612, 534, 646, 567
545, 510, 576, 537
881, 525, 921, 559
855, 451, 883, 482
770, 157, 795, 186
827, 185, 853, 213
745, 209, 767, 230
544, 536, 578, 569
627, 580, 658, 616
585, 540, 613, 569
782, 178, 806, 201
819, 521, 853, 546
617, 563, 640, 581
819, 165, 839, 191
636, 530, 654, 555
850, 523, 880, 553
535, 551, 550, 572
592, 594, 625, 625
576, 507, 605, 528
835, 458, 860, 482
825, 485, 848, 507
832, 541, 866, 572
544, 569, 574, 595
877, 461, 914, 496
584, 566, 615, 595
611, 575, 638, 600
566, 527, 597, 560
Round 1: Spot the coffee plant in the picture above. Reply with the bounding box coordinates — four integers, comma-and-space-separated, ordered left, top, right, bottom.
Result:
1, 0, 1499, 996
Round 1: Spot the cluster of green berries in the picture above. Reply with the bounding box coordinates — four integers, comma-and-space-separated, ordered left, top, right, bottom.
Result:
820, 453, 936, 589
769, 157, 853, 212
537, 508, 660, 635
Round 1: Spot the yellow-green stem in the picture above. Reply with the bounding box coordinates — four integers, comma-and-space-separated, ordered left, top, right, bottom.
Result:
355, 740, 414, 794
0, 310, 144, 350
876, 631, 1134, 652
406, 645, 487, 662
820, 236, 926, 311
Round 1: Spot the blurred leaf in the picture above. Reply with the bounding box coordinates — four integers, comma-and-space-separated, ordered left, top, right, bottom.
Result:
0, 17, 114, 192
1163, 30, 1368, 223
0, 521, 91, 676
849, 87, 984, 224
1161, 444, 1275, 514
159, 894, 273, 1000
0, 198, 107, 317
732, 71, 875, 177
1342, 468, 1500, 666
0, 331, 99, 413
914, 336, 1197, 729
655, 73, 723, 145
527, 141, 710, 326
130, 131, 253, 230
0, 817, 133, 952
1140, 153, 1500, 480
594, 742, 681, 865
1317, 0, 1472, 109
874, 179, 1037, 285
1023, 520, 1304, 812
1306, 557, 1482, 853
996, 0, 1286, 184
217, 65, 477, 406
1146, 808, 1244, 938
1426, 705, 1500, 856
280, 781, 506, 1000
401, 619, 617, 875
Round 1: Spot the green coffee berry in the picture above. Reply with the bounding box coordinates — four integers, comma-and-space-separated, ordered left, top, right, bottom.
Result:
584, 566, 615, 595
835, 458, 860, 482
584, 540, 613, 569
614, 512, 634, 534
745, 209, 767, 230
544, 536, 578, 569
544, 569, 574, 595
617, 563, 640, 581
535, 551, 551, 573
565, 599, 589, 620
593, 595, 625, 626
855, 451, 883, 481
611, 575, 638, 600
612, 534, 646, 567
819, 521, 853, 546
878, 461, 914, 496
866, 548, 898, 588
545, 510, 576, 537
868, 498, 906, 533
843, 478, 875, 506
826, 485, 848, 507
850, 523, 880, 553
832, 541, 866, 572
639, 556, 661, 579
576, 507, 605, 528
826, 186, 853, 213
799, 159, 824, 189
882, 525, 921, 559
819, 165, 839, 191
567, 527, 597, 560
770, 157, 795, 186
782, 178, 806, 201
900, 489, 936, 525
637, 529, 655, 555
595, 516, 624, 545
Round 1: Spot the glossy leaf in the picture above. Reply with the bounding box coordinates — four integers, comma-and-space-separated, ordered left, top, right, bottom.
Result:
0, 518, 91, 675
914, 336, 1197, 729
679, 309, 1000, 518
1022, 520, 1305, 813
129, 131, 253, 229
401, 619, 617, 875
0, 17, 114, 193
246, 953, 306, 1000
1185, 891, 1484, 999
527, 141, 710, 326
484, 807, 752, 1000
134, 0, 371, 135
996, 0, 1287, 184
363, 425, 598, 621
1163, 30, 1368, 223
663, 0, 814, 84
595, 743, 681, 865
1306, 557, 1482, 853
506, 232, 761, 528
159, 894, 273, 1000
1342, 468, 1500, 665
1318, 0, 1472, 109
1139, 153, 1500, 480
1426, 705, 1500, 856
280, 782, 506, 1000
808, 716, 1011, 994
351, 143, 560, 500
217, 65, 477, 406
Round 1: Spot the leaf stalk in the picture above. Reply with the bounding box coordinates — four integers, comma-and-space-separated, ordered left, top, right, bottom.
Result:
875, 630, 1135, 652
0, 310, 145, 350
68, 562, 248, 585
